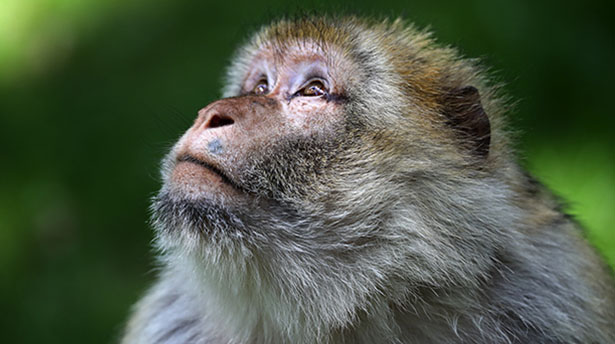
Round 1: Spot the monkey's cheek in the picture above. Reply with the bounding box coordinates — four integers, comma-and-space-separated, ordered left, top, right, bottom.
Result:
169, 161, 240, 200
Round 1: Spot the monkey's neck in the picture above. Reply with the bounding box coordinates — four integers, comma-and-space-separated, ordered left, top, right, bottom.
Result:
165, 254, 475, 344
163, 251, 399, 343
164, 233, 581, 344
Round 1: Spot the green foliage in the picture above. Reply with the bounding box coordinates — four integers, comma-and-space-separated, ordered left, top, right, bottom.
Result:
0, 0, 612, 343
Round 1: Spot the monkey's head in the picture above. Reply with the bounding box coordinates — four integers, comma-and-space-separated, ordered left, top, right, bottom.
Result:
152, 16, 516, 333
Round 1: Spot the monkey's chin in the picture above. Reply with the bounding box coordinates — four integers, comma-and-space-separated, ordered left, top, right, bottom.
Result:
153, 161, 255, 239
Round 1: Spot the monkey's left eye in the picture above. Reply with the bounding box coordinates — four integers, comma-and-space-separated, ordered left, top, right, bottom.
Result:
297, 79, 327, 97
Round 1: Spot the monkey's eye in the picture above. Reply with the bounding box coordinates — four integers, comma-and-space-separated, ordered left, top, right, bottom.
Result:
252, 79, 269, 95
298, 79, 327, 97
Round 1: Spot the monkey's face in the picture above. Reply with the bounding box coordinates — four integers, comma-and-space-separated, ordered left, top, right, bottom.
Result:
170, 43, 348, 202
153, 40, 373, 254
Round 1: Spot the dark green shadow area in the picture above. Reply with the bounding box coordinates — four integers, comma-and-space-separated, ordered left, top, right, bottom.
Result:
0, 0, 612, 343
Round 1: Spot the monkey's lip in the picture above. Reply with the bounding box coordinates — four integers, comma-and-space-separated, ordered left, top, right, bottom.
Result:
175, 154, 240, 190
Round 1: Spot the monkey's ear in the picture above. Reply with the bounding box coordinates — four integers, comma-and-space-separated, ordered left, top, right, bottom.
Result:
441, 86, 491, 158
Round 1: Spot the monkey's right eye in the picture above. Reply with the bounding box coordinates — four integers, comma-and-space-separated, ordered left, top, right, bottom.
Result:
252, 80, 269, 95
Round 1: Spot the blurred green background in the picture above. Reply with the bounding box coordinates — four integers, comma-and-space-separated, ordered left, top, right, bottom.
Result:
0, 0, 612, 343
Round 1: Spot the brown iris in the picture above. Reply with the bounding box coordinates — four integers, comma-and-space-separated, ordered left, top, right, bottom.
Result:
299, 79, 326, 97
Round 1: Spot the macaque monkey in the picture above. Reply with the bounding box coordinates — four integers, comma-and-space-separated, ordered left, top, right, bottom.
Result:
121, 16, 615, 344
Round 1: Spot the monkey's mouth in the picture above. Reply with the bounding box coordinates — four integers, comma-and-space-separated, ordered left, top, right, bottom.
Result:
176, 154, 240, 189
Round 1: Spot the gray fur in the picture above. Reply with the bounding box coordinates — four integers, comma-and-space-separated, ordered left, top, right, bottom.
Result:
121, 16, 615, 344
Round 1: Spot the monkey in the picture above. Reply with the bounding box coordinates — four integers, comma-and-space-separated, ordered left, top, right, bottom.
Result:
121, 16, 615, 344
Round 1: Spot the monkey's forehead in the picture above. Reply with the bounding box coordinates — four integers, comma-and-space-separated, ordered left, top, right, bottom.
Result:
238, 16, 443, 82
255, 17, 359, 50
246, 40, 347, 69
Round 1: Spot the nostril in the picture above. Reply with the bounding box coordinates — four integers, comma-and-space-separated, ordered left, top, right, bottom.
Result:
207, 114, 235, 128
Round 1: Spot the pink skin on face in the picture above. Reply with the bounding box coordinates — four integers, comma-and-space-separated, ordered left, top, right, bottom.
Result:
168, 41, 351, 201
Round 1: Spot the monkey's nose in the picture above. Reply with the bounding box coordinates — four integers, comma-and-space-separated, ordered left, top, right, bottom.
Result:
195, 101, 239, 131
204, 112, 235, 129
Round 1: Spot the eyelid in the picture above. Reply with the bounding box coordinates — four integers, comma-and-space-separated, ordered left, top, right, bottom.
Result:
255, 75, 269, 87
